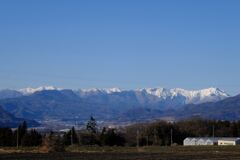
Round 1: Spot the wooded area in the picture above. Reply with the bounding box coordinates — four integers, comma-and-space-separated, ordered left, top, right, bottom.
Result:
1, 117, 240, 151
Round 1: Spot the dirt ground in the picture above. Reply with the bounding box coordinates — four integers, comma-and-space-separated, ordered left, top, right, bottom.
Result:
1, 146, 240, 160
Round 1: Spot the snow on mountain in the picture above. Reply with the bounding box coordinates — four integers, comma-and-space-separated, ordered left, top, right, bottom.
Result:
75, 87, 229, 105
77, 87, 122, 96
137, 87, 229, 104
16, 86, 229, 105
104, 87, 122, 94
0, 86, 232, 123
19, 86, 61, 95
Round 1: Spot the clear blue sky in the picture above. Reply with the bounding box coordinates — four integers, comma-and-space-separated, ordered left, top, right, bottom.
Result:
0, 0, 240, 95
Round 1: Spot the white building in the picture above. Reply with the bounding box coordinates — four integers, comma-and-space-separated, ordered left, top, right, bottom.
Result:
184, 137, 240, 146
183, 137, 219, 146
183, 137, 198, 146
218, 138, 240, 146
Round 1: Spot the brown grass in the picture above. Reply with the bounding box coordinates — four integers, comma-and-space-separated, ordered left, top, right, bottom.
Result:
1, 146, 240, 160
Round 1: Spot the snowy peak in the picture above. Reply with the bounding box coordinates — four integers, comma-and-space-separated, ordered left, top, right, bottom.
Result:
15, 86, 229, 105
105, 87, 122, 94
138, 88, 171, 98
136, 87, 229, 104
19, 86, 61, 95
185, 87, 229, 104
0, 86, 231, 116
75, 87, 229, 105
77, 87, 122, 96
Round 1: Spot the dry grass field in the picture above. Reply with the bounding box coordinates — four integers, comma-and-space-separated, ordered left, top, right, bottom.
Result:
1, 146, 240, 160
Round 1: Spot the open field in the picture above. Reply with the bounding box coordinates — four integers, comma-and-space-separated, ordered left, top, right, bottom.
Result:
1, 146, 240, 160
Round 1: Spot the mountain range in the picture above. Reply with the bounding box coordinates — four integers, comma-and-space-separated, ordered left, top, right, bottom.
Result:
0, 86, 238, 127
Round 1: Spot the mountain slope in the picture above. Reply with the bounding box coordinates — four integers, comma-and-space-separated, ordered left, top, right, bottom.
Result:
0, 89, 23, 100
169, 94, 240, 120
114, 94, 240, 122
0, 90, 112, 121
0, 106, 39, 128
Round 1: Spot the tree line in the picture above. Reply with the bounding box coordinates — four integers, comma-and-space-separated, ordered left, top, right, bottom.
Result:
0, 121, 42, 147
2, 117, 240, 148
125, 117, 240, 146
0, 116, 125, 148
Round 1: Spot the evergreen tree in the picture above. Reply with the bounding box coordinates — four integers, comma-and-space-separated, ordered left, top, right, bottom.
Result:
63, 127, 79, 145
21, 129, 42, 146
14, 121, 28, 147
0, 128, 14, 146
86, 116, 97, 134
101, 128, 126, 146
78, 117, 100, 145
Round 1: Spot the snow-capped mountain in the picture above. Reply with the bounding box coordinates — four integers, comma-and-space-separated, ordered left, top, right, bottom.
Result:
137, 87, 229, 104
75, 87, 229, 105
1, 86, 229, 106
0, 86, 232, 124
19, 86, 62, 95
13, 86, 230, 105
77, 87, 122, 96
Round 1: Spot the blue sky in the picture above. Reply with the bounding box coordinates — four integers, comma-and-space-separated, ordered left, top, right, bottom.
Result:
0, 0, 240, 95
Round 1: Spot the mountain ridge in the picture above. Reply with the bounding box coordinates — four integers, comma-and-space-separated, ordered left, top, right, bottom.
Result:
0, 86, 230, 124
12, 86, 229, 105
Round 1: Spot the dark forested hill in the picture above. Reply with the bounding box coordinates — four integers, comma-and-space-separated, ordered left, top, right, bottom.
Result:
0, 106, 39, 128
